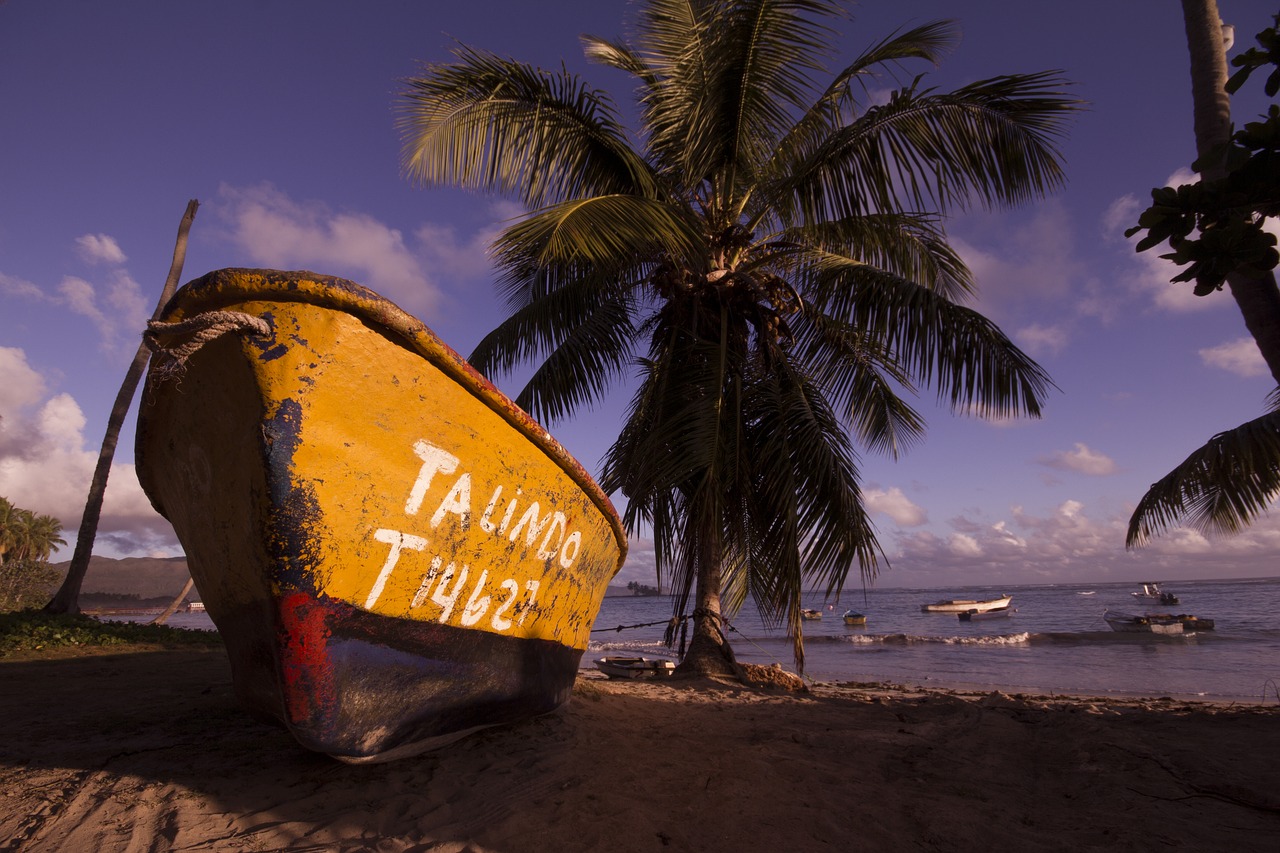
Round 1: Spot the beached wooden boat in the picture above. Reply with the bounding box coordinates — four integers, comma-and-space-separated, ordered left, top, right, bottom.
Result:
842, 610, 867, 626
920, 594, 1012, 614
1103, 610, 1215, 634
595, 656, 677, 679
135, 268, 627, 763
958, 605, 1015, 622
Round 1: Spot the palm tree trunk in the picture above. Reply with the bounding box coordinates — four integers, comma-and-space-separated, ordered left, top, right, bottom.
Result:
1182, 0, 1280, 386
677, 524, 743, 678
44, 200, 199, 614
150, 576, 195, 626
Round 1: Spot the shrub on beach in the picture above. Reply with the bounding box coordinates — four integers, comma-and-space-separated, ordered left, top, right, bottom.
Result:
0, 559, 61, 613
0, 610, 222, 656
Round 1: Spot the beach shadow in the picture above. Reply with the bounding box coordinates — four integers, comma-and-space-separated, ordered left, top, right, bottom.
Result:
2, 650, 1278, 851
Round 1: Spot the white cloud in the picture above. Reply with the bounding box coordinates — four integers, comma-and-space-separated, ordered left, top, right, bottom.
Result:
0, 348, 177, 559
1015, 323, 1069, 357
1108, 169, 1231, 315
0, 346, 47, 432
413, 200, 519, 282
880, 492, 1280, 586
1106, 192, 1204, 313
1039, 442, 1118, 476
953, 201, 1082, 317
55, 271, 148, 353
865, 486, 928, 526
3, 265, 146, 353
216, 183, 444, 316
57, 276, 107, 328
1199, 337, 1268, 377
1100, 193, 1141, 236
0, 271, 43, 299
615, 536, 658, 589
75, 233, 127, 265
948, 532, 982, 557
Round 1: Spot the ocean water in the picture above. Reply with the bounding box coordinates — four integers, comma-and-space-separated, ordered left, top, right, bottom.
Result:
588, 577, 1280, 704
102, 577, 1280, 704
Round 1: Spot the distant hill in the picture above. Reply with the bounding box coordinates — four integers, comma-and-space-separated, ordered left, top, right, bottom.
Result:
51, 555, 193, 599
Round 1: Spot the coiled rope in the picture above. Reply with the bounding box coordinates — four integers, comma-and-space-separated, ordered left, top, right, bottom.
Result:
143, 311, 271, 379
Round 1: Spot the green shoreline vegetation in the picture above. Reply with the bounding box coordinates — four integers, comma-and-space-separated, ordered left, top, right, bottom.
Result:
0, 610, 222, 656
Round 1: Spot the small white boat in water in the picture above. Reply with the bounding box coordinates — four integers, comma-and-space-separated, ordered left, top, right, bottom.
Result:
958, 606, 1015, 622
921, 594, 1012, 614
595, 657, 677, 679
1131, 582, 1179, 605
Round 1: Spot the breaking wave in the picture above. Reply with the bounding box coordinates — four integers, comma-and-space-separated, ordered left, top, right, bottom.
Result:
836, 632, 1033, 646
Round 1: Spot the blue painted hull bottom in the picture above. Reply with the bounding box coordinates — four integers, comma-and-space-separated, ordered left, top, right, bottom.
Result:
213, 592, 582, 763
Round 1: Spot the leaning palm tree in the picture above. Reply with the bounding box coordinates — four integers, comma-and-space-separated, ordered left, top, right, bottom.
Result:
1126, 4, 1280, 545
399, 0, 1077, 674
44, 200, 198, 614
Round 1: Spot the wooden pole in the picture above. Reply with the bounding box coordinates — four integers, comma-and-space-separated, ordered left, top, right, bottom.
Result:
45, 200, 199, 614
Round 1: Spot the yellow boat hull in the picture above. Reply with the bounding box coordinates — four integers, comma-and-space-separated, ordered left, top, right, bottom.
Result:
135, 269, 626, 762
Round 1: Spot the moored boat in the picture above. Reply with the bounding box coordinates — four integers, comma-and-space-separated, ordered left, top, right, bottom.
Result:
1132, 582, 1179, 605
135, 268, 627, 763
842, 610, 867, 626
958, 605, 1015, 622
595, 656, 677, 679
1103, 610, 1215, 634
802, 609, 823, 620
920, 594, 1012, 614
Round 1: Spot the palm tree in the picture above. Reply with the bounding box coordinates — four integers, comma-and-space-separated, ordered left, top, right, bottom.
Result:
0, 500, 64, 564
1181, 0, 1280, 384
23, 514, 67, 563
1126, 5, 1280, 546
399, 0, 1077, 673
2, 508, 35, 563
0, 497, 18, 564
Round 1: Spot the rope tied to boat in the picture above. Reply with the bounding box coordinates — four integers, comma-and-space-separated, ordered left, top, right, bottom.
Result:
143, 311, 271, 379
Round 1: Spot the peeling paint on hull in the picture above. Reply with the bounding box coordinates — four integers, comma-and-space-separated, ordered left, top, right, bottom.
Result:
135, 268, 626, 762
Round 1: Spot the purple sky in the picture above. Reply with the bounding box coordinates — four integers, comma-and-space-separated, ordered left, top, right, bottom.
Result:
3, 0, 1278, 590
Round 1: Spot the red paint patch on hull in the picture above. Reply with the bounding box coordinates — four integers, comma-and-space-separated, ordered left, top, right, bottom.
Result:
278, 591, 337, 727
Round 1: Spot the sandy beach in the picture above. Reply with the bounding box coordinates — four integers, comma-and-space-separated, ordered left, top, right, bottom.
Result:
1, 646, 1278, 852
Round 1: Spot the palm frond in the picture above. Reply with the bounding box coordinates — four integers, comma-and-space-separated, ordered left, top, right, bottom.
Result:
512, 294, 639, 424
766, 18, 960, 170
791, 308, 926, 456
493, 195, 704, 287
1127, 411, 1280, 547
761, 213, 973, 299
638, 0, 843, 191
730, 346, 883, 668
468, 275, 640, 424
782, 70, 1081, 223
604, 327, 736, 611
581, 35, 657, 84
804, 251, 1055, 418
398, 45, 654, 206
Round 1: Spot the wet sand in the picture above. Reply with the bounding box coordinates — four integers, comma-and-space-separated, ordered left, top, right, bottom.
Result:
1, 646, 1278, 851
